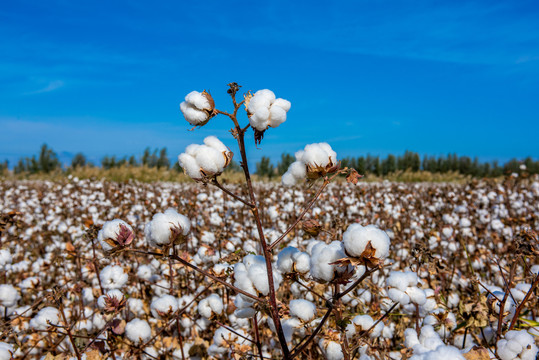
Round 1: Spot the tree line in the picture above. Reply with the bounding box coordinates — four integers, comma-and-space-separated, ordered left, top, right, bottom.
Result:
2, 144, 539, 178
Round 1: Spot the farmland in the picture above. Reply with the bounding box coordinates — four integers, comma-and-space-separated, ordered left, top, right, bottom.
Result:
0, 175, 538, 359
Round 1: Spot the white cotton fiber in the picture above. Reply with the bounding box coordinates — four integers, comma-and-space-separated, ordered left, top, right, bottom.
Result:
125, 318, 152, 345
30, 307, 60, 330
310, 241, 349, 283
342, 224, 390, 259
178, 136, 232, 180
204, 136, 228, 153
151, 295, 179, 319
289, 299, 316, 322
178, 153, 200, 179
145, 208, 191, 247
97, 219, 133, 251
185, 91, 211, 110
247, 89, 290, 131
0, 285, 20, 308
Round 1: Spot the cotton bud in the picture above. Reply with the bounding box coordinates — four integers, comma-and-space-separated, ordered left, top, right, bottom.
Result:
342, 224, 390, 267
145, 208, 191, 248
302, 219, 322, 237
178, 136, 233, 182
245, 89, 291, 144
282, 143, 339, 185
180, 90, 216, 126
97, 219, 134, 252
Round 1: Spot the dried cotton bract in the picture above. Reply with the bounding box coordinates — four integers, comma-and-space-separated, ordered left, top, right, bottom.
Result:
178, 136, 233, 182
179, 90, 216, 126
282, 143, 338, 186
97, 219, 134, 252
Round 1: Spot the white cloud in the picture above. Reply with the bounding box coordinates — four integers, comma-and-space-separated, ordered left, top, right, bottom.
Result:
24, 80, 64, 95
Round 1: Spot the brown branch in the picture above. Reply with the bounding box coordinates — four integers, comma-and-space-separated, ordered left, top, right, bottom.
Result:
211, 178, 253, 208
509, 274, 539, 330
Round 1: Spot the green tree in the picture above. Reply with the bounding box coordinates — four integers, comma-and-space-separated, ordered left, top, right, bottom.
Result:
71, 153, 87, 168
256, 156, 275, 178
38, 144, 60, 173
277, 153, 294, 175
157, 148, 170, 169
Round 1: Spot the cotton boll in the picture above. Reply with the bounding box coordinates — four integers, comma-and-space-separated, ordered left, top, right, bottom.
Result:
185, 91, 211, 110
342, 224, 391, 260
269, 104, 287, 128
125, 319, 152, 345
145, 208, 191, 247
198, 294, 223, 318
180, 101, 209, 125
30, 307, 60, 330
319, 339, 344, 360
0, 285, 20, 308
0, 249, 12, 268
302, 144, 331, 168
151, 295, 179, 319
293, 251, 311, 273
248, 89, 275, 113
273, 98, 291, 112
249, 107, 271, 131
289, 299, 316, 322
281, 172, 297, 186
204, 136, 228, 153
195, 146, 225, 174
178, 153, 201, 179
99, 265, 128, 290
310, 241, 350, 283
97, 219, 133, 251
497, 330, 538, 360
0, 342, 14, 360
277, 247, 299, 273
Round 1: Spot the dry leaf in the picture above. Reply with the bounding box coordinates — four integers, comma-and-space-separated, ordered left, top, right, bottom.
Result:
463, 346, 490, 360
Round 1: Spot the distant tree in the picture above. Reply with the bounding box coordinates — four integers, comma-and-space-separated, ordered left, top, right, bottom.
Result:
0, 160, 8, 173
101, 156, 117, 169
142, 148, 151, 166
128, 155, 138, 167
157, 148, 170, 169
38, 144, 60, 173
382, 154, 397, 175
356, 156, 366, 174
277, 153, 294, 175
71, 153, 87, 168
256, 156, 275, 178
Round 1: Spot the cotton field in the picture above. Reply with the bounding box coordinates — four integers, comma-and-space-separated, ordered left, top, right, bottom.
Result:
1, 176, 538, 359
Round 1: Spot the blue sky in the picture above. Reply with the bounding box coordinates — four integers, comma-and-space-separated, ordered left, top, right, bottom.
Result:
1, 0, 538, 167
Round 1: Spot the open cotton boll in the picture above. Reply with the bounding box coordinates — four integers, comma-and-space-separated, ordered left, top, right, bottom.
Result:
269, 104, 287, 128
180, 91, 215, 126
97, 219, 133, 251
30, 307, 60, 330
195, 146, 226, 174
178, 153, 201, 179
346, 314, 384, 339
0, 342, 14, 360
204, 136, 228, 153
310, 241, 350, 283
0, 249, 11, 268
185, 91, 211, 110
180, 102, 209, 125
497, 330, 538, 360
97, 289, 124, 309
0, 285, 20, 308
151, 295, 179, 319
342, 224, 391, 260
145, 208, 191, 247
319, 339, 344, 360
301, 144, 332, 168
272, 98, 291, 112
198, 294, 223, 318
281, 172, 298, 186
289, 299, 316, 322
100, 265, 128, 290
125, 318, 152, 345
277, 247, 299, 273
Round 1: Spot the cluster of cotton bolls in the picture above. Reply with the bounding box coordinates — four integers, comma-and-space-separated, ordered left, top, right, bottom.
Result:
0, 175, 538, 359
282, 142, 338, 186
246, 89, 291, 132
178, 136, 233, 181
